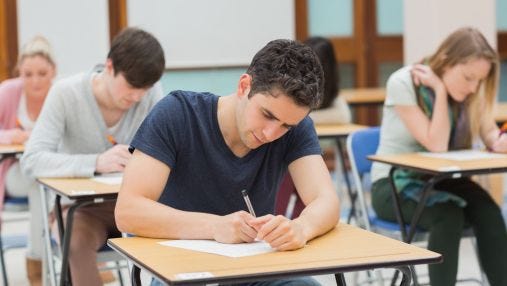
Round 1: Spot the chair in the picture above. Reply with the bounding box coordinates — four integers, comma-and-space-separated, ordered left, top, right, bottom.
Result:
0, 195, 29, 286
275, 173, 305, 219
346, 127, 487, 285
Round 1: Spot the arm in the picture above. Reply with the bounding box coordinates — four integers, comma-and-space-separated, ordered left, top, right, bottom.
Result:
20, 85, 98, 178
251, 154, 339, 250
481, 115, 507, 153
115, 150, 257, 242
0, 129, 30, 144
394, 64, 450, 152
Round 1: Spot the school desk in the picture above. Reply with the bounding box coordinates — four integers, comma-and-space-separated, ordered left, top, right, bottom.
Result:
37, 177, 120, 286
315, 123, 368, 223
342, 88, 385, 106
0, 144, 24, 163
341, 88, 385, 126
108, 223, 441, 286
368, 151, 507, 243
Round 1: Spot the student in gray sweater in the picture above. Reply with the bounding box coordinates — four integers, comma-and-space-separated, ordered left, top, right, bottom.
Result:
21, 27, 165, 286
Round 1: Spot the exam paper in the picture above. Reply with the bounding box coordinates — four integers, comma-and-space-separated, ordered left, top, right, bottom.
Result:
91, 173, 123, 185
159, 240, 275, 257
419, 150, 507, 161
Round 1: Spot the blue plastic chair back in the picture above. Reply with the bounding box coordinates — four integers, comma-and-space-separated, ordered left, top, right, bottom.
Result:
348, 127, 380, 175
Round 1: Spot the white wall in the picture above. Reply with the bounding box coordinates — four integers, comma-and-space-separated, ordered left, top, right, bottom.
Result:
404, 0, 496, 65
17, 0, 110, 78
127, 0, 295, 69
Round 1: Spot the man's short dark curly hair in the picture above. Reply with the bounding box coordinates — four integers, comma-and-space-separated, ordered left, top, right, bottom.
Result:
108, 27, 165, 89
246, 39, 324, 110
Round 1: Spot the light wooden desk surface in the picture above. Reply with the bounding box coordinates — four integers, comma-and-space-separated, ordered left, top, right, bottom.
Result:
109, 223, 441, 285
37, 177, 120, 200
315, 123, 368, 138
494, 102, 507, 123
0, 144, 24, 154
342, 88, 385, 105
369, 152, 507, 175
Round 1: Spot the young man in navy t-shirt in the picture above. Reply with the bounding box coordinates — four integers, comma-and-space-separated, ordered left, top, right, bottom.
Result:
115, 39, 340, 285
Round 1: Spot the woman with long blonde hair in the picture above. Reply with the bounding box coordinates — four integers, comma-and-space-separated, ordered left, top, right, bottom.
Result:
371, 27, 507, 285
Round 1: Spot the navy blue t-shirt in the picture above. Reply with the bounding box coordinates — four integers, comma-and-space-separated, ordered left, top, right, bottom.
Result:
130, 91, 321, 216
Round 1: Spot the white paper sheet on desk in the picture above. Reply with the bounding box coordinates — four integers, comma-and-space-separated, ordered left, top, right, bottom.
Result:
91, 173, 123, 185
419, 150, 507, 161
158, 240, 275, 257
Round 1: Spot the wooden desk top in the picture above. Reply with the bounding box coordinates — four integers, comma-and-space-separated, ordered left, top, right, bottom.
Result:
369, 152, 507, 175
342, 88, 385, 105
109, 224, 441, 285
494, 102, 507, 123
37, 177, 120, 199
0, 144, 24, 154
315, 123, 368, 138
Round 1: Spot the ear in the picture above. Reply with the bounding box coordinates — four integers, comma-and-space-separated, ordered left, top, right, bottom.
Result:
236, 74, 252, 98
105, 58, 114, 75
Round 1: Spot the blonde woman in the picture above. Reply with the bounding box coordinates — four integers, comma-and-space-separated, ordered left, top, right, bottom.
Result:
0, 36, 56, 285
371, 27, 507, 285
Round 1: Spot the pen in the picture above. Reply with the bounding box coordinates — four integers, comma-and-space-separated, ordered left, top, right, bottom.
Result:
500, 122, 507, 137
107, 134, 117, 145
241, 189, 256, 217
15, 118, 23, 130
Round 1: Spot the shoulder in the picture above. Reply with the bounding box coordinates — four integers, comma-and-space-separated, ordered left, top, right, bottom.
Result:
49, 73, 88, 97
385, 66, 417, 105
0, 78, 23, 97
159, 90, 217, 110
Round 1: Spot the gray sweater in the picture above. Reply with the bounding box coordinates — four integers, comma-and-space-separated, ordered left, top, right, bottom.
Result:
21, 70, 163, 178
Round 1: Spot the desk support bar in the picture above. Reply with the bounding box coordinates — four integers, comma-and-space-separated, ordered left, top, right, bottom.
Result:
132, 265, 141, 286
335, 139, 356, 223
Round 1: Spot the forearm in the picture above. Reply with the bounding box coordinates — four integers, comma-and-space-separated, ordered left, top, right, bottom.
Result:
21, 150, 97, 178
293, 192, 340, 241
426, 89, 451, 151
115, 193, 220, 239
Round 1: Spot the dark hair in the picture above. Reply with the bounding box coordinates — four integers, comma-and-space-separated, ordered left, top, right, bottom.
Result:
246, 39, 324, 110
107, 27, 165, 88
304, 37, 339, 110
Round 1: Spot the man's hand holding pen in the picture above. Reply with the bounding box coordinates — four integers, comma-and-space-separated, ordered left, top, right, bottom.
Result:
95, 144, 131, 173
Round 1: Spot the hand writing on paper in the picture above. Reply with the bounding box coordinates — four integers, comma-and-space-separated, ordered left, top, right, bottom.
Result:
95, 144, 131, 173
212, 211, 258, 244
248, 214, 306, 251
491, 133, 507, 153
7, 128, 30, 144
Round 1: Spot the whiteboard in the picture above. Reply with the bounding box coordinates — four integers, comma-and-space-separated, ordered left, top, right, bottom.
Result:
17, 0, 109, 78
127, 0, 295, 68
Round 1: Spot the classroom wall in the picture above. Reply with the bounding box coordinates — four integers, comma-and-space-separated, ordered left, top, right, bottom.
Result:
17, 0, 109, 79
404, 0, 496, 65
127, 0, 294, 69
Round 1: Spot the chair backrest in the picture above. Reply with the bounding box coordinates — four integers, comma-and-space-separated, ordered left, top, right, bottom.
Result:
347, 127, 380, 176
346, 127, 380, 230
275, 173, 305, 219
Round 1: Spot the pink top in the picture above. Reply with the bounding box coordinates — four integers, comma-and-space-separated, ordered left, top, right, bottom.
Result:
0, 77, 24, 210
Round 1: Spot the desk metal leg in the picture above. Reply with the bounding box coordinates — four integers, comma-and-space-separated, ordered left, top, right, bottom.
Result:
387, 167, 445, 243
0, 236, 8, 286
58, 200, 94, 286
396, 266, 412, 286
335, 139, 356, 223
131, 265, 141, 286
335, 273, 346, 286
40, 185, 57, 286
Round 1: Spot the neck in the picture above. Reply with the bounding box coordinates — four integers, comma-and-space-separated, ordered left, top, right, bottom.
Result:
25, 94, 45, 120
217, 95, 250, 157
92, 72, 116, 111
